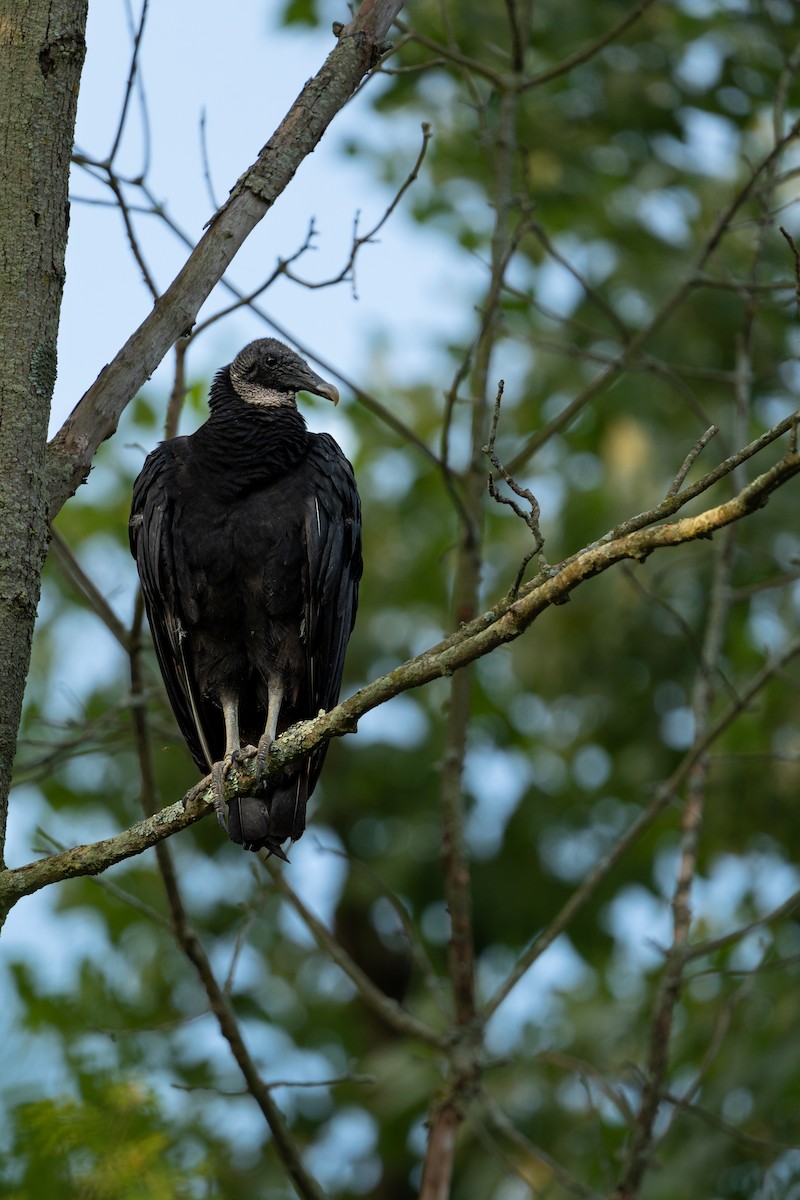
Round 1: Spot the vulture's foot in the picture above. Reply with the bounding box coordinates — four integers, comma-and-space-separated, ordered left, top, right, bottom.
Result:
231, 744, 258, 768
210, 746, 257, 833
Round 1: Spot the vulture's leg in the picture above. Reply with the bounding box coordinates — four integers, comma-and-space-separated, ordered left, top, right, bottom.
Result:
211, 692, 241, 830
256, 675, 284, 779
221, 693, 241, 758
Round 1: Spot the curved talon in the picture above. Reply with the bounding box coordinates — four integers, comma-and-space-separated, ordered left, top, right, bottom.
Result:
255, 732, 273, 780
211, 759, 230, 832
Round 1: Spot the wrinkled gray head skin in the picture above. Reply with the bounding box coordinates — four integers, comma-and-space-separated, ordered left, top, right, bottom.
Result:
229, 338, 340, 409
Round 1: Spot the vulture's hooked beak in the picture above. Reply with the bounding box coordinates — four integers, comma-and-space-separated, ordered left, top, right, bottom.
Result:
303, 371, 340, 407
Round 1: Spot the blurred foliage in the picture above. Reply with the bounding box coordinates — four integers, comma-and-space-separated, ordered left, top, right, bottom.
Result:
4, 1, 800, 1198
2, 1076, 213, 1200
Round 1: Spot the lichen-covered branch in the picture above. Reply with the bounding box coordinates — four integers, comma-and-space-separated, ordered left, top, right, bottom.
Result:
2, 445, 797, 918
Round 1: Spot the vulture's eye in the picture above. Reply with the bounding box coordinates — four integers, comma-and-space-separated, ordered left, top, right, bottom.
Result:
265, 355, 277, 368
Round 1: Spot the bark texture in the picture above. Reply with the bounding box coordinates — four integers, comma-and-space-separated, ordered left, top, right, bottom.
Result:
0, 1, 88, 865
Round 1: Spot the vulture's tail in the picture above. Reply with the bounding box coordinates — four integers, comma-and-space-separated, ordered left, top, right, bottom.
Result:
227, 761, 316, 857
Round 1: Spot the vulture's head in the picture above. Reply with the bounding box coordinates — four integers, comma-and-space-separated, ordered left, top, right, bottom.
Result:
228, 338, 340, 409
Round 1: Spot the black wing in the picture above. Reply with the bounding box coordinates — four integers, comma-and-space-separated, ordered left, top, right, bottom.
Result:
300, 434, 361, 767
231, 434, 361, 849
129, 444, 213, 773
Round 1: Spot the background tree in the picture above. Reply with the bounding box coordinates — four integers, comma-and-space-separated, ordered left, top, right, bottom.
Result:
2, 1, 800, 1198
0, 1, 87, 858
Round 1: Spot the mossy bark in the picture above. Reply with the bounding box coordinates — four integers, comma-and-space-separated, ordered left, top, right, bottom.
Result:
0, 1, 87, 866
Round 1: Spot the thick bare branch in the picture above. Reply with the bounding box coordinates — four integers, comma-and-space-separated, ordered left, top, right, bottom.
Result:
419, 1106, 463, 1200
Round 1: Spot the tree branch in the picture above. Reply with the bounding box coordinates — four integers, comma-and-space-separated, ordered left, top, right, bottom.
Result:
3, 447, 797, 916
484, 633, 800, 1022
261, 856, 447, 1048
506, 117, 800, 473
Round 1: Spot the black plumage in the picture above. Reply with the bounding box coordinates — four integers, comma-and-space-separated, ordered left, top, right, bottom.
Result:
129, 338, 361, 856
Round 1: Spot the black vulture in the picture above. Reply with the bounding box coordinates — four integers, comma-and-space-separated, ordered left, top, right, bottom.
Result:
129, 338, 362, 857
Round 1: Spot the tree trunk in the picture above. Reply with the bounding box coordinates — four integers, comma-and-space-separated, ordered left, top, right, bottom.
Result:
0, 1, 88, 866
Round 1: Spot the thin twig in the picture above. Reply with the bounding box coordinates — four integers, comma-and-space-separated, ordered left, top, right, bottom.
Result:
520, 0, 657, 91
34, 828, 171, 930
394, 18, 507, 88
198, 108, 220, 213
667, 426, 719, 497
779, 225, 800, 316
325, 843, 450, 1014
109, 0, 149, 166
620, 565, 740, 710
190, 222, 318, 338
282, 123, 432, 295
484, 379, 544, 594
663, 1090, 800, 1155
106, 171, 159, 299
260, 853, 447, 1049
163, 339, 188, 439
537, 1049, 634, 1124
507, 118, 800, 473
686, 885, 800, 964
480, 1091, 603, 1199
525, 216, 630, 341
657, 983, 751, 1144
49, 529, 131, 651
597, 411, 800, 546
